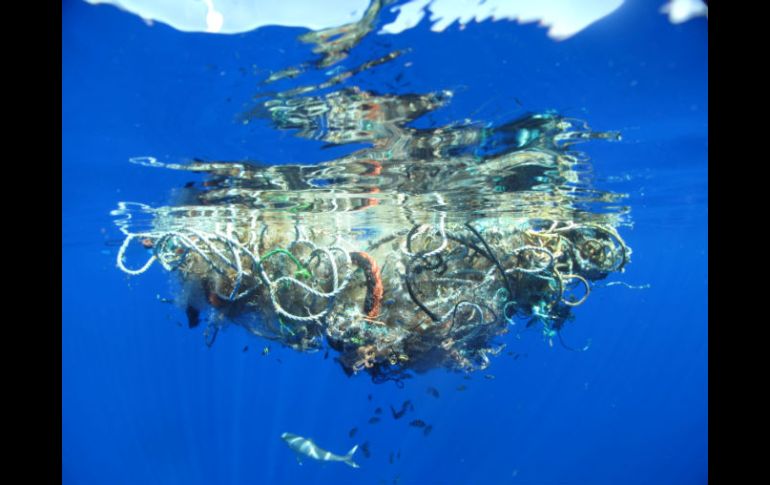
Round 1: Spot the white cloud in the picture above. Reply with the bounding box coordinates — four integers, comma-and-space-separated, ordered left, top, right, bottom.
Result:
202, 0, 224, 33
86, 0, 704, 41
379, 0, 431, 35
380, 0, 625, 41
85, 0, 370, 34
660, 0, 708, 24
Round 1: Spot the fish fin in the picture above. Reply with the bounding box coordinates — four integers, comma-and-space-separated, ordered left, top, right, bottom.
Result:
344, 445, 360, 468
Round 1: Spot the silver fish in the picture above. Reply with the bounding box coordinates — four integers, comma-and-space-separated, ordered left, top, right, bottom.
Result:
281, 432, 360, 468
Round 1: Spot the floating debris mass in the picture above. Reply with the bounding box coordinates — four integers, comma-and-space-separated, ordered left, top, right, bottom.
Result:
112, 4, 631, 384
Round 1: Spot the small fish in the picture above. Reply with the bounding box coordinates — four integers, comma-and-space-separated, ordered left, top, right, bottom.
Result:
276, 358, 283, 364
423, 425, 433, 436
361, 441, 371, 458
484, 374, 495, 380
426, 387, 440, 398
281, 432, 359, 468
390, 400, 413, 420
184, 181, 195, 188
390, 405, 403, 419
324, 349, 330, 360
409, 419, 426, 428
374, 407, 382, 415
262, 346, 270, 356
397, 450, 401, 460
463, 375, 472, 380
368, 417, 381, 424
456, 385, 467, 392
348, 427, 358, 438
389, 452, 394, 464
368, 394, 373, 401
242, 346, 249, 352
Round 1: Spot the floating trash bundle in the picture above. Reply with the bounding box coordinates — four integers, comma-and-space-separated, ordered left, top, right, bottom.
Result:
113, 6, 631, 382
113, 81, 631, 382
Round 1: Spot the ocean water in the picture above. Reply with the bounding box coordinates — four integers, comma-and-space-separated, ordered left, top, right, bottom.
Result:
62, 1, 708, 484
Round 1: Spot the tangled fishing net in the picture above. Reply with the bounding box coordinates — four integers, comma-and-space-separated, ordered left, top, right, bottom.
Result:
112, 11, 631, 382
116, 204, 626, 378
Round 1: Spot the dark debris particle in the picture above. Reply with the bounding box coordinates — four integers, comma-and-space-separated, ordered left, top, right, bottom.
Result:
185, 305, 200, 329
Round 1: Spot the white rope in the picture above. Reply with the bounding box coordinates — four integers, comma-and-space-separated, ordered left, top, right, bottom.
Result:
401, 215, 447, 258
116, 234, 157, 275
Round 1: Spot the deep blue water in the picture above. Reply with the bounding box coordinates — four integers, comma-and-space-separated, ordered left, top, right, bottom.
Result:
62, 1, 707, 484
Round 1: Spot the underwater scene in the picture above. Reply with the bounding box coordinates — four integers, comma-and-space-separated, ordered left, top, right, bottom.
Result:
62, 0, 707, 483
